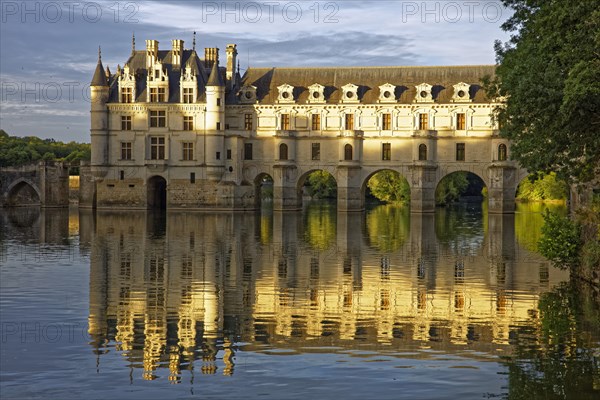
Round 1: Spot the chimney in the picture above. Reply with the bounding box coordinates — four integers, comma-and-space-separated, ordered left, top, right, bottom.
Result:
172, 39, 184, 68
226, 44, 237, 91
204, 47, 219, 69
146, 39, 159, 68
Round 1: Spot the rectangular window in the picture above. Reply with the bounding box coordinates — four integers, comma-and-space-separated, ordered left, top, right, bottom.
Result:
244, 114, 253, 130
120, 170, 124, 181
382, 143, 391, 161
456, 143, 465, 161
158, 87, 166, 102
190, 172, 195, 184
150, 87, 158, 102
149, 110, 166, 128
150, 137, 165, 160
121, 142, 132, 160
244, 143, 253, 160
182, 142, 194, 161
216, 98, 221, 106
311, 114, 321, 130
382, 113, 391, 130
456, 113, 466, 130
182, 87, 194, 103
281, 114, 290, 130
216, 151, 221, 160
226, 149, 232, 160
419, 113, 428, 130
345, 113, 354, 130
121, 115, 132, 131
183, 116, 194, 130
311, 143, 320, 160
216, 122, 221, 131
121, 87, 132, 103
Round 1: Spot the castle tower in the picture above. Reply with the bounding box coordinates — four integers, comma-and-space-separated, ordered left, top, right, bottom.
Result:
90, 47, 109, 168
205, 60, 226, 170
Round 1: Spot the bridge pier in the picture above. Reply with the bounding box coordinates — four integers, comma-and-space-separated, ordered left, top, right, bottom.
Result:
409, 164, 437, 213
337, 164, 364, 212
487, 164, 518, 214
273, 165, 301, 211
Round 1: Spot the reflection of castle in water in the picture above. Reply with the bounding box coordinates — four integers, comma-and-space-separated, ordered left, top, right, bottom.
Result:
82, 206, 567, 381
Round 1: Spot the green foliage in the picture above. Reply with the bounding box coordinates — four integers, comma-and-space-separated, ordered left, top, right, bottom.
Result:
306, 171, 337, 199
516, 173, 569, 202
538, 210, 581, 270
366, 171, 410, 204
365, 205, 410, 252
0, 130, 90, 167
435, 172, 469, 206
303, 202, 336, 250
486, 1, 600, 184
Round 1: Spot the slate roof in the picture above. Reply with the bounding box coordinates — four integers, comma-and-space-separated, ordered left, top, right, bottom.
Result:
91, 59, 108, 86
239, 65, 496, 104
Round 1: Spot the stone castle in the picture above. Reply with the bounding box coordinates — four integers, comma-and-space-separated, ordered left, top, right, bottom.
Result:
81, 36, 525, 212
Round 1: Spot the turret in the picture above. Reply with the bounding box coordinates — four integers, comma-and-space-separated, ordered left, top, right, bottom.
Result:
205, 59, 225, 169
90, 46, 109, 168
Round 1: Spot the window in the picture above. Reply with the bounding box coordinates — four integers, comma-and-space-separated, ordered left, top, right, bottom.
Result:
311, 114, 321, 130
121, 87, 132, 103
345, 113, 354, 130
216, 151, 221, 160
344, 144, 353, 161
150, 137, 165, 160
121, 115, 132, 131
183, 116, 194, 130
226, 149, 232, 160
382, 143, 391, 161
120, 170, 124, 180
281, 114, 290, 130
382, 113, 391, 130
279, 143, 288, 160
244, 114, 253, 130
498, 144, 507, 161
216, 122, 221, 131
182, 142, 194, 161
244, 143, 253, 160
456, 113, 466, 130
149, 110, 166, 128
311, 143, 320, 160
182, 88, 194, 103
456, 143, 465, 161
216, 98, 221, 106
190, 172, 195, 184
150, 87, 166, 102
418, 144, 427, 161
121, 142, 132, 160
419, 113, 428, 130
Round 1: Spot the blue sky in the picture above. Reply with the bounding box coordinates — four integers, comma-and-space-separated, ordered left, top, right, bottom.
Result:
0, 0, 510, 142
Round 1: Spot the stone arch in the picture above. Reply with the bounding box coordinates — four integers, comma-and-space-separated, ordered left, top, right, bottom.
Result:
360, 168, 411, 206
434, 170, 488, 206
5, 179, 41, 207
147, 175, 167, 210
435, 166, 491, 190
296, 168, 338, 204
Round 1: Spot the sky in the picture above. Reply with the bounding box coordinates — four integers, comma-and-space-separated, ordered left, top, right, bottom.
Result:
0, 0, 511, 142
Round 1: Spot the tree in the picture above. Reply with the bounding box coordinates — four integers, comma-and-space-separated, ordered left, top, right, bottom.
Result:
486, 0, 600, 184
435, 172, 469, 206
0, 131, 90, 167
367, 170, 410, 204
306, 171, 337, 199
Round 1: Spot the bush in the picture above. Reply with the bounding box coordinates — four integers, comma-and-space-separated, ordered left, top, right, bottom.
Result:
538, 210, 582, 270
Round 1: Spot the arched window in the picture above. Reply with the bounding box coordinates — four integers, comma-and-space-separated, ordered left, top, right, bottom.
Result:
498, 144, 507, 161
344, 144, 353, 161
279, 143, 288, 160
418, 144, 427, 161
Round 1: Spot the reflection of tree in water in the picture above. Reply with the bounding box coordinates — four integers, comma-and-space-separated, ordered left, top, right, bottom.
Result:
435, 204, 486, 254
514, 203, 567, 252
303, 201, 336, 250
365, 204, 410, 252
504, 281, 600, 399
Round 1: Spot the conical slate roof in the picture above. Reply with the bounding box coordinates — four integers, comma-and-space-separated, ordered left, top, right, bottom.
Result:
206, 62, 224, 87
91, 51, 108, 86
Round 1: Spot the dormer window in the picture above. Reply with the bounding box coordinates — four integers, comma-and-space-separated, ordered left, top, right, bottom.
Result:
239, 85, 257, 104
415, 83, 433, 103
341, 83, 359, 103
378, 83, 396, 103
180, 64, 197, 104
452, 82, 471, 102
118, 64, 136, 103
308, 83, 325, 103
277, 84, 295, 103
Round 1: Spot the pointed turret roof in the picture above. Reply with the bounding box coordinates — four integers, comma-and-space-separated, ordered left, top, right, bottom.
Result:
91, 46, 108, 86
206, 62, 224, 87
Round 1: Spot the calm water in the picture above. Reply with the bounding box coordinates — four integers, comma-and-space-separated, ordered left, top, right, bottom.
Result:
1, 203, 598, 399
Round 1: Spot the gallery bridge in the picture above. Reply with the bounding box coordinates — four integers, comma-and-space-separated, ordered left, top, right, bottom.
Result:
0, 161, 70, 208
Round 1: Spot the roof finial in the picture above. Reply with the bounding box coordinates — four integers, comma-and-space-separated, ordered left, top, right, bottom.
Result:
98, 45, 101, 62
192, 31, 196, 51
132, 32, 135, 53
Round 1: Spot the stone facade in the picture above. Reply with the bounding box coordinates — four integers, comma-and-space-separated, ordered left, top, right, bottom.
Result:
86, 37, 527, 213
0, 161, 70, 208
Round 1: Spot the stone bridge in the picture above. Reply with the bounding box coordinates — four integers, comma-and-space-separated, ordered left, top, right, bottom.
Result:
0, 162, 70, 208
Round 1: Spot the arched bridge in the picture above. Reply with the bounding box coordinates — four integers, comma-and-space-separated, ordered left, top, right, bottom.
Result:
0, 162, 70, 208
